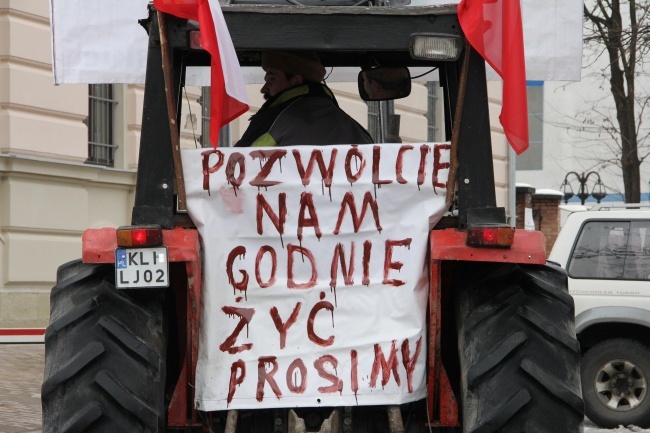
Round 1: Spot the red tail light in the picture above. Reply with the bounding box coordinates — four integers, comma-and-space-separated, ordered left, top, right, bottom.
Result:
466, 226, 515, 248
116, 225, 163, 247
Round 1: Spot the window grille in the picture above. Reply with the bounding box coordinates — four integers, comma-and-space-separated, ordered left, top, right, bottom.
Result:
426, 82, 440, 141
87, 84, 117, 166
367, 101, 381, 143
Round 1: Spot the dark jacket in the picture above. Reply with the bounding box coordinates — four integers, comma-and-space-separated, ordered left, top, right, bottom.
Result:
235, 82, 373, 147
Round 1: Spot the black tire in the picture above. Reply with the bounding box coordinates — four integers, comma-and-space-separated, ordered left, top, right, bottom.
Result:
582, 338, 650, 428
455, 262, 584, 433
42, 259, 168, 433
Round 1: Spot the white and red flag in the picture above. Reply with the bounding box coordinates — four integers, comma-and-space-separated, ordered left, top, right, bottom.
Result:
154, 0, 249, 147
458, 0, 529, 155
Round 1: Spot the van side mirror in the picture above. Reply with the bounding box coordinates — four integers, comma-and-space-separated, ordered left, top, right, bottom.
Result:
358, 67, 411, 101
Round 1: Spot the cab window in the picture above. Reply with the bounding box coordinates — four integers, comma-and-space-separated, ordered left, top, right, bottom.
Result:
568, 220, 650, 280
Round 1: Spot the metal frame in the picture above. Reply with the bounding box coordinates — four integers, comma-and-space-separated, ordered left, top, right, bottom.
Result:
133, 6, 506, 230
452, 48, 499, 228
221, 5, 459, 64
132, 12, 177, 228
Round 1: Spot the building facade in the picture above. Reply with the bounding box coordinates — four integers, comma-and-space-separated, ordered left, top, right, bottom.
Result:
0, 1, 510, 330
516, 49, 650, 203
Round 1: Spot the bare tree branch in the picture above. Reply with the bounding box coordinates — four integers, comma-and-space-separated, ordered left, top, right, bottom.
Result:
565, 0, 648, 202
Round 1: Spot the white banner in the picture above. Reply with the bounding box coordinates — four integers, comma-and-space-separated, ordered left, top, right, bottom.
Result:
181, 144, 450, 410
49, 0, 150, 84
50, 0, 584, 84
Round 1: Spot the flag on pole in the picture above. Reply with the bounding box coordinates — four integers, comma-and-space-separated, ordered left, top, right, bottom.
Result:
458, 0, 529, 155
154, 0, 249, 148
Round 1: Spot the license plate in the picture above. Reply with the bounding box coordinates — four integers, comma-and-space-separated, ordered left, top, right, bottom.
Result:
115, 247, 169, 288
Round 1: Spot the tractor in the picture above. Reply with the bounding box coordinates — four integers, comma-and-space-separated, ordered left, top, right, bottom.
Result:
42, 2, 584, 432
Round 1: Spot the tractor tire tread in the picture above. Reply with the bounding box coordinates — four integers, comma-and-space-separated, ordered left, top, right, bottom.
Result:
456, 262, 583, 433
42, 260, 167, 433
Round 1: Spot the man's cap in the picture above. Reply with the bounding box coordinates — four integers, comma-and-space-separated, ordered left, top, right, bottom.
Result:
261, 51, 326, 83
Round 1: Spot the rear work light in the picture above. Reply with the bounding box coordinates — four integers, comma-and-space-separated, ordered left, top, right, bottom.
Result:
116, 225, 164, 248
410, 34, 462, 61
466, 226, 515, 248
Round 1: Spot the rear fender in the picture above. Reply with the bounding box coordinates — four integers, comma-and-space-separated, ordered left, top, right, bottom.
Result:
81, 227, 203, 428
430, 227, 547, 264
82, 227, 200, 264
427, 228, 547, 426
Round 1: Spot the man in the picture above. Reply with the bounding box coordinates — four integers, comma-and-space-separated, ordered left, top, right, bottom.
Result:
235, 51, 373, 147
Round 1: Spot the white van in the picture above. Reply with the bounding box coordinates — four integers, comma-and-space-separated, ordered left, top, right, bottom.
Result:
549, 203, 650, 428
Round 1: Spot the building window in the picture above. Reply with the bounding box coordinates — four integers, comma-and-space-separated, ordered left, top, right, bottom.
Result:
426, 81, 440, 141
87, 84, 117, 166
516, 81, 544, 170
367, 100, 400, 143
200, 87, 231, 147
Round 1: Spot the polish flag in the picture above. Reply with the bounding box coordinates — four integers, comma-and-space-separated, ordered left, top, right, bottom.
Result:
154, 0, 249, 148
458, 0, 529, 155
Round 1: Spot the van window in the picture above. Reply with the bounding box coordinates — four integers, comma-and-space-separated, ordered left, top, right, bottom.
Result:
568, 220, 650, 280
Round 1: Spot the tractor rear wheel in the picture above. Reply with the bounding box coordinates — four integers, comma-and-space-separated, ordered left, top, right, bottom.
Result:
42, 259, 168, 433
455, 262, 584, 433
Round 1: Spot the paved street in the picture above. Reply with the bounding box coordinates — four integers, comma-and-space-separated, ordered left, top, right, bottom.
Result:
1, 343, 649, 433
0, 344, 43, 433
